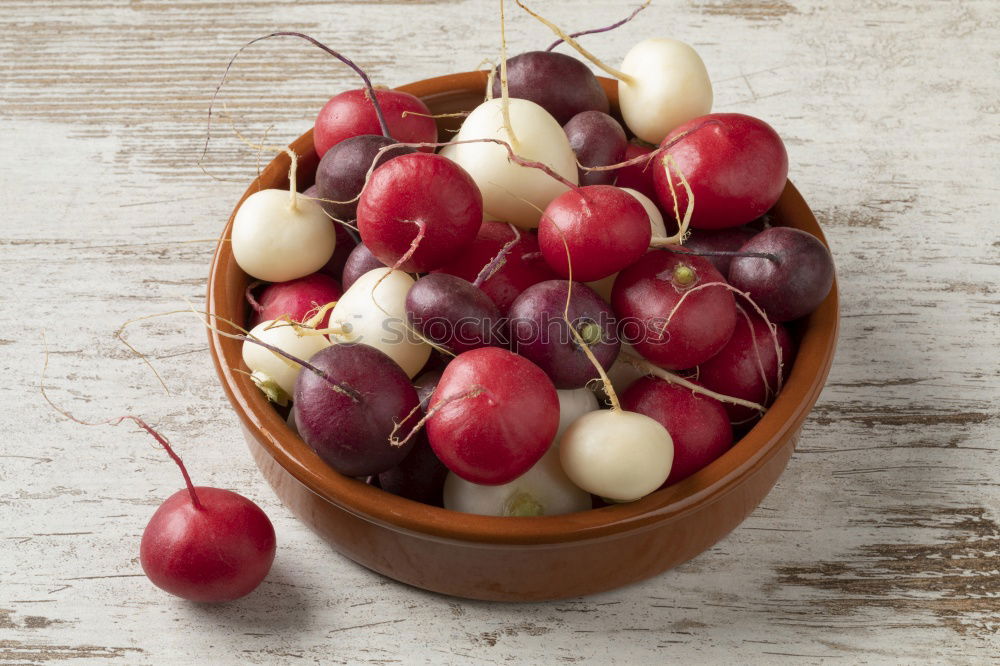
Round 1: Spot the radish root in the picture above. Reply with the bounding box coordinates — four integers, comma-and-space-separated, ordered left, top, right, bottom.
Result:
620, 352, 767, 413
473, 223, 522, 287
389, 386, 485, 448
545, 1, 651, 52
498, 0, 519, 149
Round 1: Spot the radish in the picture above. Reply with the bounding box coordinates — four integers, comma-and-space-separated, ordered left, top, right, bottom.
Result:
303, 184, 358, 279
559, 409, 672, 502
612, 249, 737, 370
314, 89, 437, 158
242, 320, 331, 404
328, 267, 431, 378
294, 343, 421, 476
698, 307, 796, 423
490, 52, 609, 125
537, 185, 651, 281
378, 437, 449, 506
614, 141, 658, 202
563, 111, 627, 186
356, 152, 483, 272
232, 188, 336, 283
40, 374, 275, 602
341, 242, 387, 291
556, 387, 599, 439
446, 97, 578, 228
508, 280, 620, 389
426, 347, 559, 485
433, 221, 558, 314
405, 273, 503, 354
728, 227, 835, 322
621, 376, 733, 485
684, 226, 758, 278
515, 2, 713, 143
248, 272, 342, 329
314, 136, 414, 221
443, 447, 590, 516
652, 113, 788, 229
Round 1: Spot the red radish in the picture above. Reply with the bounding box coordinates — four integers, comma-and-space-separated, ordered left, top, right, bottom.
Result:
426, 347, 558, 485
341, 242, 386, 291
728, 227, 835, 322
249, 273, 342, 329
614, 141, 659, 202
652, 113, 788, 230
314, 89, 437, 158
683, 226, 758, 278
698, 307, 796, 423
563, 111, 627, 186
356, 152, 483, 272
621, 377, 733, 485
538, 185, 651, 281
294, 343, 421, 476
433, 221, 558, 314
142, 485, 276, 603
611, 249, 736, 370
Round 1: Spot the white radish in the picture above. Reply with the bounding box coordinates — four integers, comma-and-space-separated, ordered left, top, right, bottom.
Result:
443, 447, 591, 517
559, 409, 673, 502
446, 97, 578, 228
328, 268, 430, 378
586, 188, 666, 301
617, 39, 713, 144
242, 320, 331, 405
556, 388, 599, 440
232, 189, 336, 282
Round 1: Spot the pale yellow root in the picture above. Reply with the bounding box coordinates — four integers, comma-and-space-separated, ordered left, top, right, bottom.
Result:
499, 0, 519, 149
648, 154, 694, 246
621, 353, 767, 413
389, 386, 485, 448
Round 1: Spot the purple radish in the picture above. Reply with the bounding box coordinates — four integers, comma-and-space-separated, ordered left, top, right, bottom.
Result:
314, 135, 415, 221
341, 242, 386, 290
378, 437, 449, 506
728, 227, 835, 322
563, 111, 627, 186
405, 274, 503, 354
491, 51, 609, 125
294, 344, 420, 477
683, 227, 758, 278
509, 280, 620, 389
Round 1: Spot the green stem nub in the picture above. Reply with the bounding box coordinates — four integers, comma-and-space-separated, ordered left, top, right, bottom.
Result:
505, 491, 544, 517
673, 264, 697, 288
578, 320, 603, 347
251, 371, 290, 406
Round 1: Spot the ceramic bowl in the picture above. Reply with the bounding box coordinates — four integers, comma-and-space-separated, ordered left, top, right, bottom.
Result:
207, 71, 839, 601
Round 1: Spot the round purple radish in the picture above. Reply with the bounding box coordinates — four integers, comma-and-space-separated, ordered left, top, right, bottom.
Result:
378, 437, 449, 506
728, 227, 835, 322
491, 51, 609, 125
621, 377, 733, 486
683, 227, 758, 278
406, 274, 503, 354
563, 111, 627, 186
341, 242, 386, 290
509, 280, 619, 389
303, 184, 357, 278
413, 369, 442, 411
315, 135, 415, 221
294, 344, 420, 477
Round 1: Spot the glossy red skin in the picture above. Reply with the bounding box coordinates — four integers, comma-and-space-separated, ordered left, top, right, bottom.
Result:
357, 153, 483, 272
728, 227, 835, 322
621, 377, 733, 486
426, 347, 558, 485
564, 111, 627, 186
315, 135, 415, 221
140, 487, 276, 602
313, 88, 437, 158
611, 249, 737, 370
698, 307, 796, 423
433, 222, 558, 314
341, 242, 386, 291
614, 142, 659, 202
294, 344, 420, 477
538, 185, 651, 282
250, 272, 342, 329
652, 113, 788, 230
683, 226, 758, 278
304, 185, 357, 280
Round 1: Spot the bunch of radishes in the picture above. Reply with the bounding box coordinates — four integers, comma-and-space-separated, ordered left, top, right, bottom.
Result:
227, 4, 834, 518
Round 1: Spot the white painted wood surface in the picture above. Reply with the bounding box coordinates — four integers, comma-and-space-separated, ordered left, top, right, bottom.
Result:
2, 0, 998, 662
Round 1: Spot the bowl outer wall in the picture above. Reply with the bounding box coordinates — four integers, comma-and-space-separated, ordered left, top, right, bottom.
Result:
207, 71, 839, 598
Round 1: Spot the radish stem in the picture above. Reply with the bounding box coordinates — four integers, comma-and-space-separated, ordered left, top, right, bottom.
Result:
545, 1, 651, 52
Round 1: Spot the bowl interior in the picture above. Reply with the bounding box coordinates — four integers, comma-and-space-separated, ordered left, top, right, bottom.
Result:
207, 71, 839, 545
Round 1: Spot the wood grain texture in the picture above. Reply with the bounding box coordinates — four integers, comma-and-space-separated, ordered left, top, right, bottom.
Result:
1, 0, 997, 663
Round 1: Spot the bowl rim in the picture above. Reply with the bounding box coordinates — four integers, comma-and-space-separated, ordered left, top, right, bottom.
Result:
207, 70, 840, 546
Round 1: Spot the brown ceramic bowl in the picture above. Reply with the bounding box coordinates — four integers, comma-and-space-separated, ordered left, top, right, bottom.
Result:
207, 71, 839, 601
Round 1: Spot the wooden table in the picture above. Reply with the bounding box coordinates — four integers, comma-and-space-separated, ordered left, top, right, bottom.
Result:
3, 0, 997, 662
